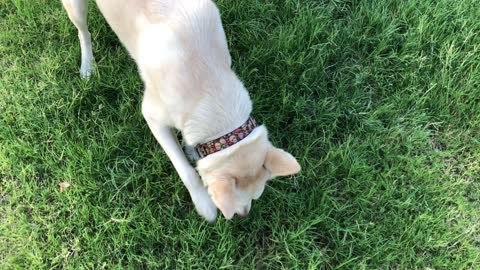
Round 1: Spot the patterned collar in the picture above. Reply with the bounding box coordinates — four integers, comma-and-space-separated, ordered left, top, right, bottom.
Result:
196, 117, 258, 158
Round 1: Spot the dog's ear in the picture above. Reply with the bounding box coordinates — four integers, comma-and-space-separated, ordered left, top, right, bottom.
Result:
208, 179, 235, 219
265, 148, 301, 177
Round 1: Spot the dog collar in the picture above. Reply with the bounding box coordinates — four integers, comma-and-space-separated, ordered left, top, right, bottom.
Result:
196, 117, 257, 158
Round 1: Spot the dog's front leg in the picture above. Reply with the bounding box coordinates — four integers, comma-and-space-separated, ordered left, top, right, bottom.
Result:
143, 115, 217, 222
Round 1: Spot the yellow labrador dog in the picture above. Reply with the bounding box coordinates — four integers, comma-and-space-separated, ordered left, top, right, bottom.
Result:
61, 0, 300, 221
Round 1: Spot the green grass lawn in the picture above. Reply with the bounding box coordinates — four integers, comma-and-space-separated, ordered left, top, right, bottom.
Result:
1, 0, 479, 269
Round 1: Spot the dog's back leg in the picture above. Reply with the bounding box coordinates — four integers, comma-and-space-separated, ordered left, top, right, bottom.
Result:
61, 0, 94, 78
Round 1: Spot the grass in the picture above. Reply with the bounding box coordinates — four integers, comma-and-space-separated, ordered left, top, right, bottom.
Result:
1, 0, 479, 268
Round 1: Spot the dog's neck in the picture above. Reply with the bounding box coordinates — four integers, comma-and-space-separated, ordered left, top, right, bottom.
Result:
182, 70, 252, 146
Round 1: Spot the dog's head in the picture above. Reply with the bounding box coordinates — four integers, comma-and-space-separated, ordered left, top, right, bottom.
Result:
196, 126, 300, 219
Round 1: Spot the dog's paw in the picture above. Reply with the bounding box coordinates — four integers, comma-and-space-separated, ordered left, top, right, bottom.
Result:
191, 187, 217, 222
80, 64, 93, 79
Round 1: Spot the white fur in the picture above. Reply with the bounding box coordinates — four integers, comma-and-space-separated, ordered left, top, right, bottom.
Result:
61, 0, 254, 221
61, 0, 94, 78
197, 126, 268, 186
62, 0, 301, 221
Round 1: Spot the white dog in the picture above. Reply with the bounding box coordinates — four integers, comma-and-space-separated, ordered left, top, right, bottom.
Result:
61, 0, 301, 221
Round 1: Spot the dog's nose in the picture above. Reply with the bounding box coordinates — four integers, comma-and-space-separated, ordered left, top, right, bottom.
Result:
238, 207, 249, 218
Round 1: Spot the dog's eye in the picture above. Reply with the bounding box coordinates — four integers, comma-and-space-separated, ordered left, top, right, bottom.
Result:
233, 177, 239, 187
262, 165, 271, 178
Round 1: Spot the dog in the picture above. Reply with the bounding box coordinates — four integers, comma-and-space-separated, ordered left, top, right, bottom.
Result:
61, 0, 301, 221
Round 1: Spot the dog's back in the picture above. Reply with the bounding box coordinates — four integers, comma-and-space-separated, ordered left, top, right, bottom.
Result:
96, 0, 231, 67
